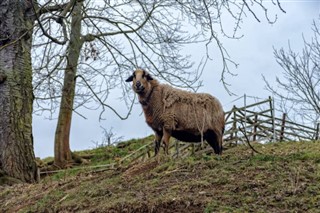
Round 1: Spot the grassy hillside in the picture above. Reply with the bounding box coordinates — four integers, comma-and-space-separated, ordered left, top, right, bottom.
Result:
1, 138, 320, 213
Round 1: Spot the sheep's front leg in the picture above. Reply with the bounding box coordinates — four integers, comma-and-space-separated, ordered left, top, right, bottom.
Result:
162, 129, 171, 155
154, 131, 162, 156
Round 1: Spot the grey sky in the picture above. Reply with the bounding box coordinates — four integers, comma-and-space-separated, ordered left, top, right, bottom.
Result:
33, 1, 320, 158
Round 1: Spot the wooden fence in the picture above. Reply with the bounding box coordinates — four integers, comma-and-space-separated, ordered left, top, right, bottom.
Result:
223, 97, 319, 145
119, 97, 320, 162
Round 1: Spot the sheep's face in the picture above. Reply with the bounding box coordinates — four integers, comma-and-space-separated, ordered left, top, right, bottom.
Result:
125, 69, 153, 95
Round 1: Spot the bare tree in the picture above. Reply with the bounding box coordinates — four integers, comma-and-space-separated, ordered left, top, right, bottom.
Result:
0, 0, 38, 183
91, 127, 124, 148
264, 20, 320, 125
31, 0, 284, 168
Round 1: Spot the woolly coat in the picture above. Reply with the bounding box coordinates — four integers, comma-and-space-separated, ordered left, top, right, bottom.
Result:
139, 79, 225, 143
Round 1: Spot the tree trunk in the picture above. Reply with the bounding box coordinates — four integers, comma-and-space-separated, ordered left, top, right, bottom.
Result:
54, 1, 84, 168
0, 0, 38, 183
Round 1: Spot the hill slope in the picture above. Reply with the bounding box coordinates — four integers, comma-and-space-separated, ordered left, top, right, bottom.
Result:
1, 139, 320, 212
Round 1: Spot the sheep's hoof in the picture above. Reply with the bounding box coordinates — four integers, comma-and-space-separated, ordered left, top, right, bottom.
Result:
153, 150, 160, 158
154, 142, 161, 156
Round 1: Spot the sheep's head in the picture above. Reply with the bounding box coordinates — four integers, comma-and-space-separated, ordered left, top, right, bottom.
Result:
125, 69, 154, 95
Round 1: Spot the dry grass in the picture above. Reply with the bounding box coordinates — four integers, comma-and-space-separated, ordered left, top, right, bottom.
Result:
1, 140, 320, 212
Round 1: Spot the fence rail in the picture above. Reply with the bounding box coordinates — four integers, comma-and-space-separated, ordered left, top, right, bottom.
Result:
223, 97, 319, 145
126, 97, 320, 162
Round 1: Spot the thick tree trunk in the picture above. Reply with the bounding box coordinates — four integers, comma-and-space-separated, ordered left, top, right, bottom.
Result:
0, 0, 38, 182
54, 1, 83, 168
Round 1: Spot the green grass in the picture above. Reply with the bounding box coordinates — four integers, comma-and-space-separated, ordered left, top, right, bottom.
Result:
2, 138, 320, 212
74, 135, 153, 161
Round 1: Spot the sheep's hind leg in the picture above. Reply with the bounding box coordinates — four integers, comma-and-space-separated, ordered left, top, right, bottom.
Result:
162, 129, 171, 155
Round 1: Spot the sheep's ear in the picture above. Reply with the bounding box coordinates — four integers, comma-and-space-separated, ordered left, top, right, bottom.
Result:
146, 74, 153, 81
125, 75, 134, 82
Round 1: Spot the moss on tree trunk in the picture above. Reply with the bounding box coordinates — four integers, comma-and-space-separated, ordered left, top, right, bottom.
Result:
0, 0, 38, 183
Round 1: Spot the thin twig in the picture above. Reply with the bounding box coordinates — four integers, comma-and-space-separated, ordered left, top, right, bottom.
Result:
238, 122, 263, 154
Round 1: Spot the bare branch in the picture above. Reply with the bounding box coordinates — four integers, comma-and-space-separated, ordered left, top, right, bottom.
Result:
32, 0, 284, 119
31, 1, 68, 45
75, 74, 135, 121
264, 19, 320, 124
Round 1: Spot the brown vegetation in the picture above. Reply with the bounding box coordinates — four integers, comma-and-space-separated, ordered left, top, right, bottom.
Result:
1, 139, 320, 212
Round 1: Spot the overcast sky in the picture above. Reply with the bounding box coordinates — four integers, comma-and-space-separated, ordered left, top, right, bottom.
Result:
33, 1, 320, 158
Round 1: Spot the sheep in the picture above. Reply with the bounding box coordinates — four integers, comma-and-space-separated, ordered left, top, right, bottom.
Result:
126, 68, 225, 155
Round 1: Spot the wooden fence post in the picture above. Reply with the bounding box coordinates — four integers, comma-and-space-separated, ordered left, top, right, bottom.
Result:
280, 113, 286, 141
232, 106, 238, 145
269, 96, 276, 142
